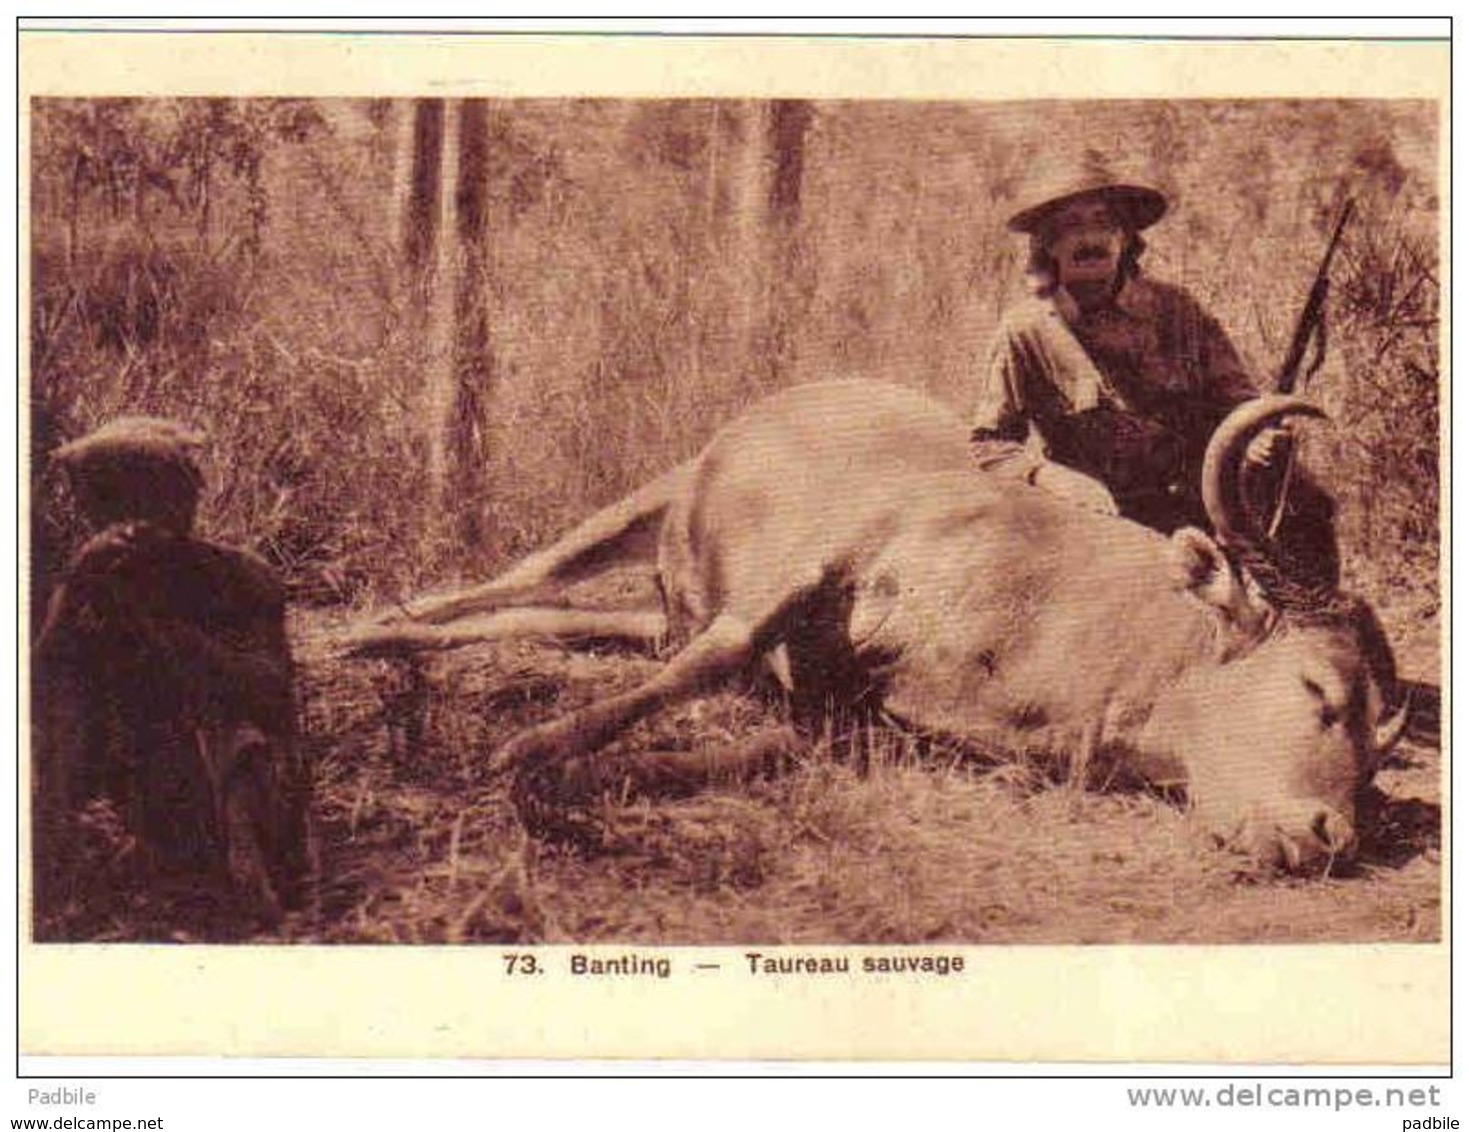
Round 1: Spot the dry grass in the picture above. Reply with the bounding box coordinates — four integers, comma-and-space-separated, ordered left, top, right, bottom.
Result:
29, 100, 1441, 610
240, 600, 1438, 948
33, 585, 1440, 946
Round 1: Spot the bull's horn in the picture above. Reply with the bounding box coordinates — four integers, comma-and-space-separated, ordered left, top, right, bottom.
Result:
1374, 691, 1412, 754
1202, 395, 1329, 547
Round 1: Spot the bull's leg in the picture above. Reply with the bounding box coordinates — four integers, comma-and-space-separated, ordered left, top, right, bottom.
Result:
338, 607, 667, 658
388, 581, 574, 626
385, 464, 692, 627
491, 612, 757, 775
783, 585, 878, 771
516, 725, 804, 814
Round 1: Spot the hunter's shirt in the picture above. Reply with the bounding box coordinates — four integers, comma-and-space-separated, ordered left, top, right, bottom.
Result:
971, 275, 1261, 498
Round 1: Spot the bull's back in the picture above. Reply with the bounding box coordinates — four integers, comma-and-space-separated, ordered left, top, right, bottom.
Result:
716, 380, 972, 477
672, 381, 974, 620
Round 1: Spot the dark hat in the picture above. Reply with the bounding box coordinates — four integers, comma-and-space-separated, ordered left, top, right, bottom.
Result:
53, 416, 207, 492
1007, 155, 1168, 235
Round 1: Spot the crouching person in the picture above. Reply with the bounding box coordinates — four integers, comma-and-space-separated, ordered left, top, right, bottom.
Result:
33, 418, 311, 932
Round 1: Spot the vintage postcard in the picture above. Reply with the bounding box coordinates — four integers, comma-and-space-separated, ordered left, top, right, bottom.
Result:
18, 27, 1449, 1064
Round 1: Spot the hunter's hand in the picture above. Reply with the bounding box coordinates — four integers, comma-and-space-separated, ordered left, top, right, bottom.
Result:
70, 521, 164, 580
1244, 424, 1293, 469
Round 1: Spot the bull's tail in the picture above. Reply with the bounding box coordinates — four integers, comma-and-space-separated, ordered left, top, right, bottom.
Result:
384, 460, 692, 627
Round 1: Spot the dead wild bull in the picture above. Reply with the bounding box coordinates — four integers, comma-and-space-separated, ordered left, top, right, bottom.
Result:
345, 380, 1410, 873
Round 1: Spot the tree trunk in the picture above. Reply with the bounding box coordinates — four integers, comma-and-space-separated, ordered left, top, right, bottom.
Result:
449, 98, 492, 553
401, 98, 495, 557
400, 99, 458, 551
426, 105, 461, 528
722, 102, 772, 389
133, 163, 147, 234
765, 99, 814, 383
768, 99, 814, 224
66, 153, 83, 273
403, 100, 444, 275
197, 156, 212, 253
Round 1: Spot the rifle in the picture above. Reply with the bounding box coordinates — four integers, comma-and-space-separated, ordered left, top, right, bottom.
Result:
1265, 196, 1353, 538
1277, 196, 1354, 393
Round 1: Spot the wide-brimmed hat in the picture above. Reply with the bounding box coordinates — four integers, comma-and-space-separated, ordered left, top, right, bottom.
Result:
1007, 158, 1168, 235
53, 416, 207, 492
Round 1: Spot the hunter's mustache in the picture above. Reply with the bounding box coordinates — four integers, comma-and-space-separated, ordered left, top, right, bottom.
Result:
1067, 243, 1115, 263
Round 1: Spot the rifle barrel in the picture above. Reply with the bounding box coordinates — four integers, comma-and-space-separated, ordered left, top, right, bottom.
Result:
1276, 196, 1355, 393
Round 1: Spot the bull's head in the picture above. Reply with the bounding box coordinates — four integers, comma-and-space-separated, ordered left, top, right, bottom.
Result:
1144, 397, 1408, 872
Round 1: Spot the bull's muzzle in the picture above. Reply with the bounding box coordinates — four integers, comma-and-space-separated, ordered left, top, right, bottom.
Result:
1280, 807, 1357, 873
1262, 804, 1358, 875
1221, 801, 1358, 875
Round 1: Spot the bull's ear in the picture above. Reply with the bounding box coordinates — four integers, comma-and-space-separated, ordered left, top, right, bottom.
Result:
1166, 527, 1273, 648
1167, 528, 1238, 605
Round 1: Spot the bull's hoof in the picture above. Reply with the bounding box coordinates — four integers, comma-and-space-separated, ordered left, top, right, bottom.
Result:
335, 623, 427, 659
489, 729, 561, 779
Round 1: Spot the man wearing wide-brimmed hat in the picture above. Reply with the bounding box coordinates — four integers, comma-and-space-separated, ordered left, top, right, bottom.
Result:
972, 157, 1334, 559
33, 417, 312, 930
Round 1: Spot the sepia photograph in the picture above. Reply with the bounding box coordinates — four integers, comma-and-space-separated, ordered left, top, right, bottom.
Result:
17, 27, 1449, 1065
